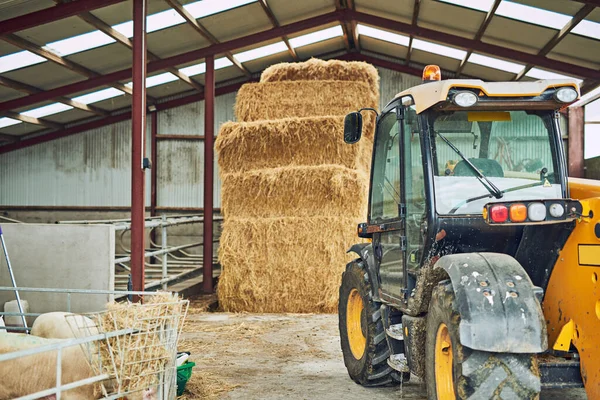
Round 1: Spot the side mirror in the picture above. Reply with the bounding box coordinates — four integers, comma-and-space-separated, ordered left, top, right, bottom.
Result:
344, 112, 363, 144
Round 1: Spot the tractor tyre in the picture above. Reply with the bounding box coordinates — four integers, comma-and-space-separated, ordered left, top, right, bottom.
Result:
339, 261, 400, 386
425, 281, 541, 400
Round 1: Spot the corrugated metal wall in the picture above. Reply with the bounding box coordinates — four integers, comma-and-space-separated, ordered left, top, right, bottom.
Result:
0, 68, 569, 208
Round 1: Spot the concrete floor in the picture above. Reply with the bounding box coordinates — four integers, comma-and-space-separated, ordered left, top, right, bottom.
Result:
180, 312, 587, 400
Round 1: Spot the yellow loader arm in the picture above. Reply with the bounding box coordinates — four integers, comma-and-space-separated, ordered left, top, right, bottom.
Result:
544, 177, 600, 399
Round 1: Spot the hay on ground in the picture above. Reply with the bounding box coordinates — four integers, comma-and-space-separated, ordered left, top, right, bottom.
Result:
235, 80, 378, 122
217, 216, 363, 313
261, 58, 379, 95
215, 116, 374, 174
221, 165, 368, 219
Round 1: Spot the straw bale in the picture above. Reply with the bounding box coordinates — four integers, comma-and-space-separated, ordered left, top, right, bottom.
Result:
215, 115, 374, 174
217, 216, 363, 313
235, 80, 378, 122
220, 165, 368, 219
261, 58, 379, 93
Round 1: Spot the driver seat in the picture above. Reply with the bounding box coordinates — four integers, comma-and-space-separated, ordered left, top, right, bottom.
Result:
453, 158, 504, 178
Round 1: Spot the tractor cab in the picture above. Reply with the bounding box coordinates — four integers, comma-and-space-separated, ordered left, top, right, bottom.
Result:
339, 65, 591, 399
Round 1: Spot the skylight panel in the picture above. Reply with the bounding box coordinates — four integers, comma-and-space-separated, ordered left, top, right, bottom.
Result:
289, 26, 344, 48
22, 103, 73, 118
185, 0, 256, 19
572, 20, 600, 41
525, 68, 582, 83
0, 118, 21, 129
44, 31, 115, 57
468, 53, 524, 74
125, 73, 179, 89
179, 57, 233, 77
496, 1, 570, 30
146, 9, 186, 33
234, 42, 288, 63
72, 88, 125, 105
0, 51, 46, 74
357, 24, 410, 47
412, 39, 466, 60
437, 0, 493, 13
113, 21, 134, 38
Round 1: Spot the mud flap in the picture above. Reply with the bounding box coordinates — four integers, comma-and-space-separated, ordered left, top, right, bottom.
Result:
434, 252, 547, 353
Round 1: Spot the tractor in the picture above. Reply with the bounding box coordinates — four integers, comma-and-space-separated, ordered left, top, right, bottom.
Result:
338, 65, 600, 399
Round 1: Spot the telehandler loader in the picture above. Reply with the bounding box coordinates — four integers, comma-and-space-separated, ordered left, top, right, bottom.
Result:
339, 65, 600, 399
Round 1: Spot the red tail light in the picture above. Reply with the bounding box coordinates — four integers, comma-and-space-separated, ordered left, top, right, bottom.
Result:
490, 204, 508, 223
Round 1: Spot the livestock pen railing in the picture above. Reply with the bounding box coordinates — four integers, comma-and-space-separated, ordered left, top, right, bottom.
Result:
0, 287, 188, 400
58, 214, 223, 290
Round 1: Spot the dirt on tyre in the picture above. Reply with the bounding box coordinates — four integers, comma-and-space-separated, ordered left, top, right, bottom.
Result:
425, 281, 541, 400
339, 261, 399, 386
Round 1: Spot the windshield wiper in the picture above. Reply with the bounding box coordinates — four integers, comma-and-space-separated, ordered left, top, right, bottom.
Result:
436, 131, 503, 199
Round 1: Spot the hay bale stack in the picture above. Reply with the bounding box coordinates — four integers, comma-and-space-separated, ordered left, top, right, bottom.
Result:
235, 80, 377, 122
217, 59, 379, 313
216, 115, 375, 172
261, 58, 379, 98
221, 165, 369, 218
217, 217, 363, 313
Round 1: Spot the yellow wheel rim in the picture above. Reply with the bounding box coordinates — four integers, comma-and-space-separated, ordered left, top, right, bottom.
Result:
347, 288, 366, 359
435, 323, 455, 399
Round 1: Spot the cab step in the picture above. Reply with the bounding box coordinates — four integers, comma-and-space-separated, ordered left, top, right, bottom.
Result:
387, 353, 410, 373
386, 323, 404, 341
539, 355, 583, 389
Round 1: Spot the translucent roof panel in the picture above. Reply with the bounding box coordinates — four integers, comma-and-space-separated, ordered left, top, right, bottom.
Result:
289, 26, 344, 48
234, 42, 288, 63
496, 1, 570, 30
22, 103, 73, 118
0, 51, 46, 74
357, 24, 410, 47
178, 57, 233, 77
525, 68, 582, 83
412, 39, 466, 60
43, 31, 116, 57
572, 20, 600, 41
0, 118, 21, 129
125, 72, 180, 89
469, 53, 524, 74
72, 88, 125, 105
186, 0, 256, 19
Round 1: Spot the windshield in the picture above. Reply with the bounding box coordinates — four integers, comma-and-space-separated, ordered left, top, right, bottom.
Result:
429, 110, 562, 215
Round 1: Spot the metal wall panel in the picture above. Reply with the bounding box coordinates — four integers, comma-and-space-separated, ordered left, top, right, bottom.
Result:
377, 66, 423, 110
0, 120, 151, 206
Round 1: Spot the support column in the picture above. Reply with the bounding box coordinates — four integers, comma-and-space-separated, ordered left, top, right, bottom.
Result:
202, 55, 215, 293
150, 111, 158, 217
131, 0, 147, 298
568, 106, 584, 178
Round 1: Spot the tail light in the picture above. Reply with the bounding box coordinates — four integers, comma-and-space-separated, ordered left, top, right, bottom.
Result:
509, 204, 527, 222
490, 205, 508, 223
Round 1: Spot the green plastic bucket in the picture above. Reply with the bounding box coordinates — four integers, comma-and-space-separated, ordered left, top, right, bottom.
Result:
176, 361, 196, 396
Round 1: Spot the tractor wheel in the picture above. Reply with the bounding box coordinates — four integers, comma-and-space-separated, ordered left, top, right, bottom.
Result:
425, 281, 541, 400
339, 261, 399, 386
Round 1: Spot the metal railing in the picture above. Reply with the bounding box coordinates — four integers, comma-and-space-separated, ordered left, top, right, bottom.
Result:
58, 214, 222, 290
0, 287, 184, 400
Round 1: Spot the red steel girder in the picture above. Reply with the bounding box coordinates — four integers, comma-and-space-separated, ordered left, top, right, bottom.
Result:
202, 55, 215, 293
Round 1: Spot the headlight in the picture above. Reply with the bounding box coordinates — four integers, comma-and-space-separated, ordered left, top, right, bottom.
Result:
555, 87, 578, 103
453, 91, 478, 107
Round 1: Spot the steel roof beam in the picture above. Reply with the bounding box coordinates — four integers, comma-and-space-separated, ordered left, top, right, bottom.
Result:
0, 133, 19, 143
0, 0, 126, 36
0, 76, 108, 117
334, 0, 352, 52
165, 0, 252, 77
455, 0, 501, 76
77, 10, 204, 93
258, 0, 299, 60
405, 0, 422, 65
3, 9, 600, 115
2, 110, 63, 129
514, 4, 596, 81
